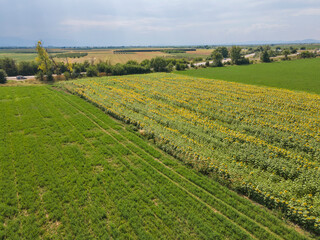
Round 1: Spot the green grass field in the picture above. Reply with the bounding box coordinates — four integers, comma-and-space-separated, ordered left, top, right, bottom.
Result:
0, 53, 38, 62
176, 58, 320, 94
1, 86, 311, 239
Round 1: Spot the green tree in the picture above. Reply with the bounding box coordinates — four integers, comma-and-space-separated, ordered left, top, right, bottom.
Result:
97, 62, 107, 73
282, 49, 290, 60
215, 47, 228, 58
0, 69, 7, 84
299, 51, 315, 59
0, 57, 18, 76
211, 51, 223, 67
18, 61, 38, 76
166, 62, 174, 72
175, 63, 182, 71
264, 45, 271, 51
35, 41, 53, 81
63, 71, 71, 80
86, 65, 98, 77
112, 64, 126, 75
260, 50, 271, 62
71, 64, 82, 79
150, 57, 167, 72
140, 59, 151, 68
230, 46, 242, 64
126, 60, 139, 65
289, 46, 297, 54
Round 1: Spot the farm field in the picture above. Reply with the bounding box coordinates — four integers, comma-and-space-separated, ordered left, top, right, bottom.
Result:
58, 73, 320, 235
0, 48, 170, 65
0, 48, 213, 65
0, 53, 37, 62
166, 49, 212, 60
65, 49, 170, 65
1, 86, 311, 239
59, 49, 212, 64
176, 58, 320, 94
0, 49, 66, 63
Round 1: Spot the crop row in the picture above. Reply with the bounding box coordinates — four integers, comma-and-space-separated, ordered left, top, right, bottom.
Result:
0, 86, 309, 239
58, 73, 320, 233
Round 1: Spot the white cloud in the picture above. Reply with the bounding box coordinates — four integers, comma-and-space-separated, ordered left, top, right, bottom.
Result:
1, 0, 320, 46
291, 8, 320, 16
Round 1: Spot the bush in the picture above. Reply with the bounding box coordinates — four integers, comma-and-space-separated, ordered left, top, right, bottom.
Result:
166, 63, 174, 72
140, 59, 151, 68
123, 64, 150, 75
97, 62, 107, 73
46, 71, 54, 81
150, 57, 167, 72
86, 66, 98, 77
235, 57, 250, 65
299, 51, 315, 59
18, 61, 38, 76
0, 57, 18, 76
112, 64, 126, 75
176, 63, 182, 71
0, 69, 7, 84
193, 57, 203, 62
261, 50, 271, 63
71, 65, 82, 79
212, 51, 223, 67
63, 71, 71, 80
35, 71, 44, 81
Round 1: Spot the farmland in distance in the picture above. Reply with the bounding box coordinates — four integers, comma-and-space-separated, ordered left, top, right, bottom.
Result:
58, 73, 320, 235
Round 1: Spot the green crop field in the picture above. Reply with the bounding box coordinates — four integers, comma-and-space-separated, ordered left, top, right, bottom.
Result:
176, 58, 320, 94
1, 86, 311, 239
0, 53, 37, 62
58, 73, 320, 236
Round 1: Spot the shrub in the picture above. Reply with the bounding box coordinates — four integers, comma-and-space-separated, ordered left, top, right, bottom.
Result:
63, 71, 71, 80
112, 64, 126, 75
35, 71, 44, 81
0, 57, 18, 76
123, 64, 149, 75
46, 71, 54, 81
299, 51, 315, 59
150, 57, 167, 72
71, 65, 82, 79
176, 63, 181, 71
212, 51, 223, 67
261, 50, 271, 63
18, 61, 38, 76
235, 57, 250, 65
193, 57, 203, 63
86, 66, 98, 77
166, 63, 174, 72
0, 69, 7, 84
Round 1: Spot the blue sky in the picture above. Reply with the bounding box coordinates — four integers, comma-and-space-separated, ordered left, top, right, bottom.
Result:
0, 0, 320, 46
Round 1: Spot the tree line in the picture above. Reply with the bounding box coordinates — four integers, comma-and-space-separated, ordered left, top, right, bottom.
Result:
0, 42, 318, 84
